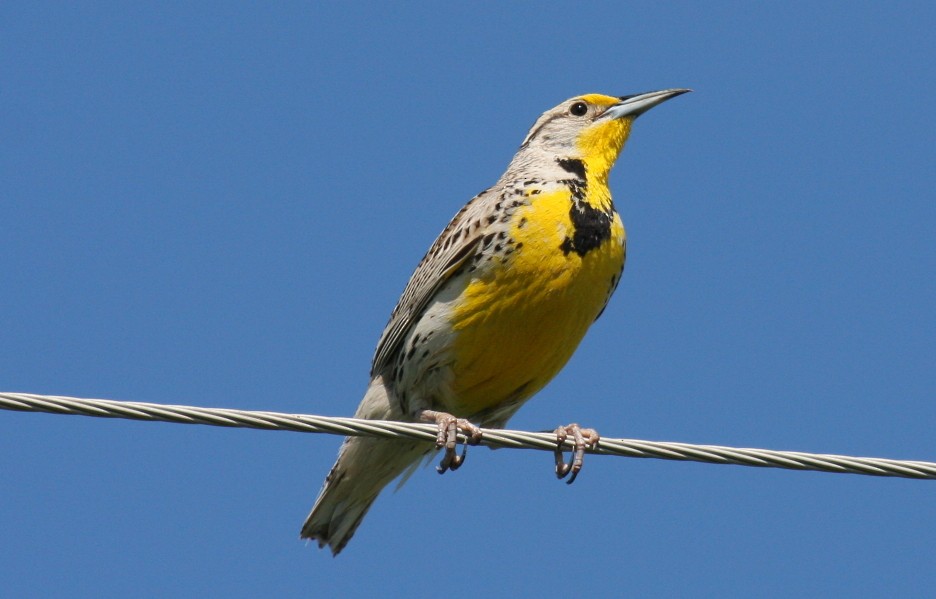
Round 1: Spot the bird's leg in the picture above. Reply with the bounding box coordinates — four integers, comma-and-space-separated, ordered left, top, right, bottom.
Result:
554, 423, 600, 484
418, 410, 483, 474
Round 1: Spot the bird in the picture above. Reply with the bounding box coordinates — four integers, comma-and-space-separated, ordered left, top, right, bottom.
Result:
301, 89, 690, 554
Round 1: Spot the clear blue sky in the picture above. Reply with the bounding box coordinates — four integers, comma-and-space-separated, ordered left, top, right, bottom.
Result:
2, 3, 935, 597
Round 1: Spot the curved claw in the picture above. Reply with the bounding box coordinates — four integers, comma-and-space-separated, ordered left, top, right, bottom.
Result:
554, 423, 600, 484
439, 442, 468, 473
418, 410, 483, 475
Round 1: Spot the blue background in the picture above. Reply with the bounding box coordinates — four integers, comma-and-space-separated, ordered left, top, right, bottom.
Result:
2, 3, 934, 597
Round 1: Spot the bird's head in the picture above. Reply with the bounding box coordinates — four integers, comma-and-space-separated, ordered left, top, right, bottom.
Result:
516, 89, 690, 181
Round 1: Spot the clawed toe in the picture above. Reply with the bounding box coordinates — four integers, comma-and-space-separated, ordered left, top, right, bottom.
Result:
419, 410, 483, 474
554, 423, 600, 484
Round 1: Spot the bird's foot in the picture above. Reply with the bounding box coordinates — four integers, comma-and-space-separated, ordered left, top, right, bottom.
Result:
418, 410, 483, 474
554, 423, 600, 484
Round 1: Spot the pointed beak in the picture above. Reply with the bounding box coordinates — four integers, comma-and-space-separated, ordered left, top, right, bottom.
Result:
599, 88, 691, 120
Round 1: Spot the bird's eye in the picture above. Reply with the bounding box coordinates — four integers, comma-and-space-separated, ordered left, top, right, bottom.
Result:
569, 102, 588, 117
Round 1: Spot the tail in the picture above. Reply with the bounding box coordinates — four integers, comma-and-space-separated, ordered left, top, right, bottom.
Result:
300, 377, 430, 555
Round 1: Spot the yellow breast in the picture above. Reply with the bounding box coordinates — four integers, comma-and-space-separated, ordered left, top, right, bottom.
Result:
446, 186, 625, 415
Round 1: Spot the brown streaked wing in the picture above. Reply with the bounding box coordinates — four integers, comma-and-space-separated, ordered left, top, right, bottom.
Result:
370, 188, 497, 376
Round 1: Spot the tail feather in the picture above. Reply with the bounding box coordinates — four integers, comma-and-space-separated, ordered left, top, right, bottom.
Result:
300, 436, 427, 554
300, 377, 430, 555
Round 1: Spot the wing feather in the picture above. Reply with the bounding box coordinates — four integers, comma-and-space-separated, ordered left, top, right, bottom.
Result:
370, 188, 496, 376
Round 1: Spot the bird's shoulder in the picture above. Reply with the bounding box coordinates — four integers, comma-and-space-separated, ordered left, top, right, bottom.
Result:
369, 174, 563, 376
370, 185, 506, 376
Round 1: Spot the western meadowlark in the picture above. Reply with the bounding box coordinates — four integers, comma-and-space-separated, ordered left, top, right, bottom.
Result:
301, 89, 689, 554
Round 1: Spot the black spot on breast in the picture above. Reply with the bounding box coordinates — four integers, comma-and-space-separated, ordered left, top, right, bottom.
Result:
567, 180, 586, 201
560, 201, 613, 257
554, 159, 614, 258
557, 158, 587, 181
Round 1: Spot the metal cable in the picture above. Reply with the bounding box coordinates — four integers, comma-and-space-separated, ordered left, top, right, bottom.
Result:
2, 391, 934, 479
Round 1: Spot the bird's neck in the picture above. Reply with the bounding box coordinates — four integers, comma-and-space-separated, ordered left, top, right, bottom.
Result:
576, 117, 632, 186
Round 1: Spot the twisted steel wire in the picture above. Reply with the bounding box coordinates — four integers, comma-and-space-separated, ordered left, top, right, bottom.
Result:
2, 391, 934, 479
